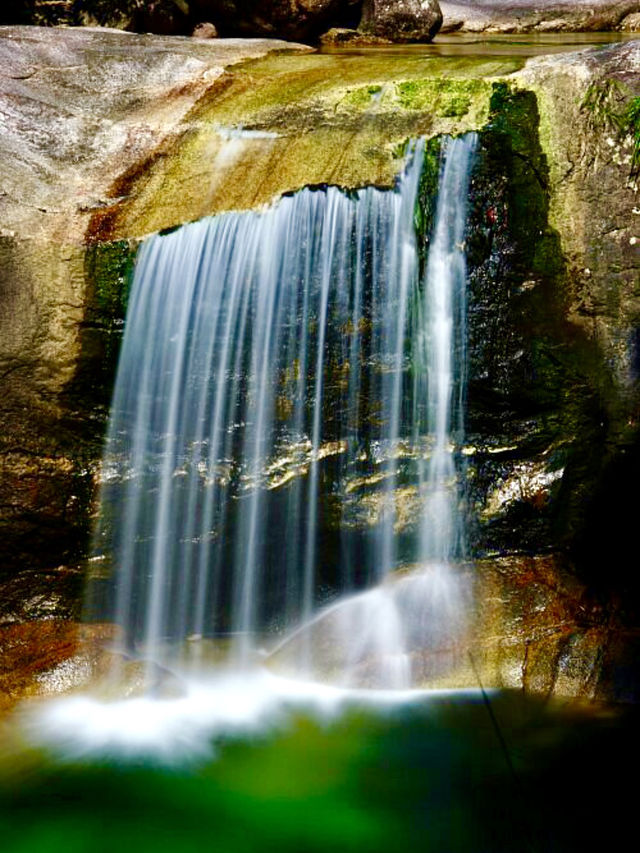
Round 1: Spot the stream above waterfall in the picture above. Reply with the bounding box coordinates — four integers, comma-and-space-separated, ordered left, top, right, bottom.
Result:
320, 30, 640, 57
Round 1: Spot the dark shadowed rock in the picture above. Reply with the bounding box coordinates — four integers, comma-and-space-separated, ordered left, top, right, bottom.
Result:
360, 0, 443, 41
190, 0, 363, 40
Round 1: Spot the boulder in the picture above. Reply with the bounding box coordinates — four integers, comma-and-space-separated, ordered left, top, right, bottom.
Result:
620, 11, 640, 30
0, 27, 311, 628
439, 1, 640, 33
360, 0, 443, 41
192, 21, 218, 38
190, 0, 363, 41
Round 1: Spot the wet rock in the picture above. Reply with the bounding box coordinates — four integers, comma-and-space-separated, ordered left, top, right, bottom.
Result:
440, 1, 640, 33
318, 27, 392, 45
360, 0, 443, 42
515, 42, 640, 613
267, 554, 637, 699
0, 29, 639, 703
0, 621, 118, 713
192, 21, 218, 38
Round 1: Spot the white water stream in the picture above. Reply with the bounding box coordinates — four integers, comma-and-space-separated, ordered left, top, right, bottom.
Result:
41, 134, 479, 756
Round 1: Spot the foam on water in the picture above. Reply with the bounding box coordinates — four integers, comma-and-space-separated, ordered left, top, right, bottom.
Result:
23, 672, 488, 763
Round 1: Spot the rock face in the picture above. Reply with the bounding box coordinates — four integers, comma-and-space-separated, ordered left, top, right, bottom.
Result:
2, 0, 364, 41
190, 0, 363, 40
516, 41, 640, 618
360, 0, 443, 40
440, 1, 640, 32
0, 26, 311, 626
269, 555, 640, 701
0, 28, 639, 703
6, 1, 640, 37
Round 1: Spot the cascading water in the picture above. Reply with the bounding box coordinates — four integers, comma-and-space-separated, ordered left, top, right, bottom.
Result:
89, 134, 477, 691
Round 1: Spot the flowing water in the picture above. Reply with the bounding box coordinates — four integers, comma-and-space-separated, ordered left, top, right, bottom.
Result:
90, 134, 477, 689
3, 36, 637, 850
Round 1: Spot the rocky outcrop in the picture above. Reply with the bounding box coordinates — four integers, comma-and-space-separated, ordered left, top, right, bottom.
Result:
360, 0, 442, 41
0, 27, 311, 626
1, 28, 639, 703
7, 1, 640, 38
190, 0, 363, 41
3, 1, 444, 42
514, 42, 640, 618
269, 555, 640, 701
440, 1, 640, 32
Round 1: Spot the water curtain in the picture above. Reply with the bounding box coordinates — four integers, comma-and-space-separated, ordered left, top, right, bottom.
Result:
91, 135, 477, 688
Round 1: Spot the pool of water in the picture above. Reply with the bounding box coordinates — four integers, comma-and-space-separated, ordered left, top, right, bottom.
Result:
1, 688, 638, 852
321, 31, 640, 59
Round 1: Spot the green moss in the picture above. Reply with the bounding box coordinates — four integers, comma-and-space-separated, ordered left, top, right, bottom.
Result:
442, 94, 472, 118
396, 79, 487, 118
414, 136, 441, 274
85, 240, 137, 323
343, 84, 383, 108
579, 80, 640, 179
622, 97, 640, 179
78, 240, 138, 404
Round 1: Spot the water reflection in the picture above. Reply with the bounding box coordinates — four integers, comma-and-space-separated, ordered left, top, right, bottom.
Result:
321, 31, 639, 59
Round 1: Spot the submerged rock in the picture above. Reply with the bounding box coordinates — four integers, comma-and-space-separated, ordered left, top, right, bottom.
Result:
318, 26, 392, 45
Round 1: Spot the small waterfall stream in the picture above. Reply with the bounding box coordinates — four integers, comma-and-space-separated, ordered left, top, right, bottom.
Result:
91, 134, 477, 690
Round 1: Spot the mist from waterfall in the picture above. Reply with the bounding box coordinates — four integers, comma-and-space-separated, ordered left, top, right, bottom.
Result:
90, 134, 477, 689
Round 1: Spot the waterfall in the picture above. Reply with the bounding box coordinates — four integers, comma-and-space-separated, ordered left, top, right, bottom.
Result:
90, 134, 477, 689
416, 135, 475, 565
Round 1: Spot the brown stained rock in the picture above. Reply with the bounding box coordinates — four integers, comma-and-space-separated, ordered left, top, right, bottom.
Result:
440, 1, 640, 33
360, 0, 443, 42
0, 621, 118, 713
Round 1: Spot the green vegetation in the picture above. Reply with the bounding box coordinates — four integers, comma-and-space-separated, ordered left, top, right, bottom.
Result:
580, 79, 640, 179
414, 136, 442, 273
396, 79, 487, 119
622, 97, 640, 179
580, 78, 627, 132
85, 240, 137, 324
343, 84, 383, 108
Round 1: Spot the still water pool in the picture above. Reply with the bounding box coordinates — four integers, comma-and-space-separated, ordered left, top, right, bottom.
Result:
1, 687, 638, 852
